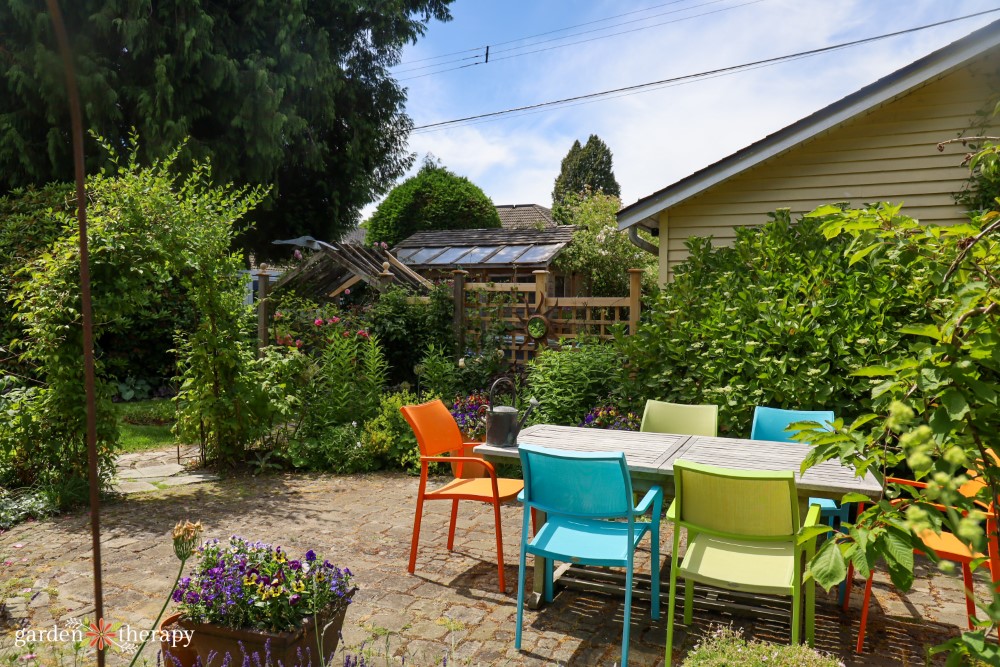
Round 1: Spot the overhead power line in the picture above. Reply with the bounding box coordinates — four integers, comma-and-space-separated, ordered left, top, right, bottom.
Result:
394, 0, 762, 79
410, 9, 1000, 134
394, 0, 699, 68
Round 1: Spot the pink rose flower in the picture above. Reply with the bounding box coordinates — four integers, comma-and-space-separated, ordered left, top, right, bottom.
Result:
314, 318, 324, 326
344, 288, 351, 295
295, 339, 303, 348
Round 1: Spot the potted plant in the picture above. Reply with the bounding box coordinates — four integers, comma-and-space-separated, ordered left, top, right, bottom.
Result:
160, 536, 356, 667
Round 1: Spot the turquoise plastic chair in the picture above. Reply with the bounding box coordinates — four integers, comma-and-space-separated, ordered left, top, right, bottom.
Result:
640, 400, 719, 436
665, 460, 822, 664
515, 444, 663, 667
751, 406, 850, 602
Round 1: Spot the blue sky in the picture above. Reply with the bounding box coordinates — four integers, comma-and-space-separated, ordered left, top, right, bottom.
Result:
363, 0, 1000, 218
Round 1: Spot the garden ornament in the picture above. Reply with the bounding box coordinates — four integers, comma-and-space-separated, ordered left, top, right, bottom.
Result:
481, 377, 538, 448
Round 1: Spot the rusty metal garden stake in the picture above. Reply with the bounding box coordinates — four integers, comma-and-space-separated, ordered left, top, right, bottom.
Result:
44, 3, 106, 665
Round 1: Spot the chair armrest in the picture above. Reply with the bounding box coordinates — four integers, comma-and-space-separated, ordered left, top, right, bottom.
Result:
804, 503, 823, 528
666, 498, 678, 521
421, 456, 498, 478
463, 440, 483, 447
887, 477, 928, 490
635, 486, 663, 515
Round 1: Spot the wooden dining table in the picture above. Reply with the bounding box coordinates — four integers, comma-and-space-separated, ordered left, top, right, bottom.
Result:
474, 423, 882, 610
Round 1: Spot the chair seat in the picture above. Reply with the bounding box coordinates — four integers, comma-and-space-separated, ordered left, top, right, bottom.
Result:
917, 529, 983, 563
527, 515, 651, 566
680, 534, 796, 596
428, 477, 523, 502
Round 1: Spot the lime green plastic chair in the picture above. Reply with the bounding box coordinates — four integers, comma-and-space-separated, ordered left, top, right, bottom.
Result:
664, 460, 822, 664
751, 405, 850, 603
515, 443, 662, 667
640, 400, 718, 436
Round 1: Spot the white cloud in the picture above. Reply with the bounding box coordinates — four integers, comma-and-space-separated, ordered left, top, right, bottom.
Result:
362, 0, 1000, 220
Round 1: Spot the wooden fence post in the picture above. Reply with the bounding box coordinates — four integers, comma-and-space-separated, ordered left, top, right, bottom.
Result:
452, 270, 468, 358
377, 261, 395, 289
256, 266, 270, 354
628, 268, 643, 334
532, 270, 550, 307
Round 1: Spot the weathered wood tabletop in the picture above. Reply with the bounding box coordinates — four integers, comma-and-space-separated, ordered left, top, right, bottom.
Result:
475, 423, 882, 500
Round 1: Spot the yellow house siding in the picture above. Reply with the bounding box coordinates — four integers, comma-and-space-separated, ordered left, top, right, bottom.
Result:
660, 51, 1000, 277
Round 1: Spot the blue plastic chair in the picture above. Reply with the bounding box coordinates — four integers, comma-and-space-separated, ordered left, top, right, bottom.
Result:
515, 444, 662, 667
751, 406, 850, 602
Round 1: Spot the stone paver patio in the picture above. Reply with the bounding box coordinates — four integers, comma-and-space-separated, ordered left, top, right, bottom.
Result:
0, 455, 993, 666
113, 445, 218, 494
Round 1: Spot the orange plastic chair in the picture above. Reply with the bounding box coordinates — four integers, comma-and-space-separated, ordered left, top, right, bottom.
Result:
400, 399, 524, 592
849, 476, 1000, 653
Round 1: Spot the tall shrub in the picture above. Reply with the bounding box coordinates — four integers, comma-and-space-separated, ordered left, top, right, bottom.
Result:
617, 209, 924, 435
527, 341, 623, 426
368, 283, 453, 385
798, 199, 1000, 663
1, 139, 266, 492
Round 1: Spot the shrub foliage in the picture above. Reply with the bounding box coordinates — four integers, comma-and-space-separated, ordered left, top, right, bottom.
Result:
364, 159, 500, 247
617, 208, 924, 435
1, 139, 266, 494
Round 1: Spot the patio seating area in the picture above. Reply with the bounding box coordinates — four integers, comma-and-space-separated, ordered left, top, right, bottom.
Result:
0, 466, 989, 666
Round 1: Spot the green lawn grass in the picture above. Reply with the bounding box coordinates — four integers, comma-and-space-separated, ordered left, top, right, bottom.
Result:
118, 398, 176, 452
119, 422, 176, 452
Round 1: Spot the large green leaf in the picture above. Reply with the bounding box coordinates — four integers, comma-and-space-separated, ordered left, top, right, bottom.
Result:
850, 366, 895, 377
807, 538, 847, 591
941, 388, 971, 421
849, 243, 881, 266
900, 323, 942, 340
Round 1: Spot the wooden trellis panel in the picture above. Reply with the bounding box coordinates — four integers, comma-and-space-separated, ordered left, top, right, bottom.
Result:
455, 269, 643, 366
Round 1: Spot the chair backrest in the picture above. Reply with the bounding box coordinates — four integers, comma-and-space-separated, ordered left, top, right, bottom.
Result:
640, 400, 719, 436
519, 444, 633, 519
750, 406, 835, 443
400, 400, 464, 457
673, 460, 799, 539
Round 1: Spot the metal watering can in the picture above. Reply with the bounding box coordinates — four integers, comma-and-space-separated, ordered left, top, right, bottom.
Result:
479, 377, 538, 448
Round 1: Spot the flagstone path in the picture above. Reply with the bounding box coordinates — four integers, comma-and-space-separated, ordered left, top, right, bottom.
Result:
113, 445, 219, 494
0, 454, 994, 666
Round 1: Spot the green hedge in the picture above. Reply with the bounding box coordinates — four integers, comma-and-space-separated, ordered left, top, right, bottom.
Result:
617, 208, 924, 435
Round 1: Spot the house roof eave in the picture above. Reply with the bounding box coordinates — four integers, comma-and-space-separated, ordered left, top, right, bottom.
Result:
616, 19, 1000, 231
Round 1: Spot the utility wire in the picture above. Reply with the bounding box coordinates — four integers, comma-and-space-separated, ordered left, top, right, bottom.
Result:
394, 0, 699, 68
488, 0, 735, 56
490, 0, 764, 62
396, 0, 763, 81
410, 51, 820, 135
410, 9, 1000, 132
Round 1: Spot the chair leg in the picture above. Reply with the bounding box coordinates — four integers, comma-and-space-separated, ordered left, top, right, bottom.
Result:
492, 498, 507, 593
791, 561, 801, 645
447, 499, 459, 550
665, 538, 680, 665
515, 523, 528, 649
650, 526, 661, 620
622, 561, 634, 667
962, 562, 977, 629
843, 561, 855, 611
543, 558, 554, 603
408, 479, 427, 575
856, 573, 874, 653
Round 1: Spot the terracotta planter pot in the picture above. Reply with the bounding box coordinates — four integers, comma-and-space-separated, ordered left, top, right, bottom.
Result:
160, 588, 356, 667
